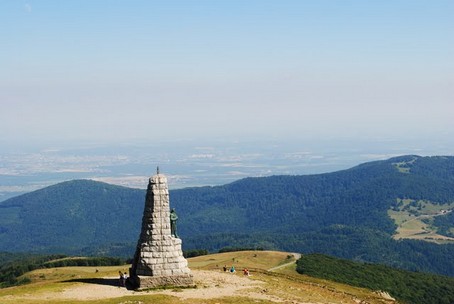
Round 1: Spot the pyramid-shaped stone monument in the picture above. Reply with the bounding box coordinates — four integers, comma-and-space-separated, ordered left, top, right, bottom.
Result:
129, 168, 193, 289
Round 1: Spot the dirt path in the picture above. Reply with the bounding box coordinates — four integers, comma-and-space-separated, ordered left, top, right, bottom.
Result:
1, 266, 395, 304
268, 253, 301, 272
52, 253, 302, 302
15, 270, 282, 302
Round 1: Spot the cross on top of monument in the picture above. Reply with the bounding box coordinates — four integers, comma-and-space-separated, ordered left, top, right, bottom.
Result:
157, 166, 160, 174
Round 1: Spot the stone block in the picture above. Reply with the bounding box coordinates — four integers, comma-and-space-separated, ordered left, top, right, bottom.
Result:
131, 274, 194, 290
151, 235, 162, 241
179, 261, 188, 269
166, 257, 177, 263
149, 244, 160, 251
153, 270, 162, 276
141, 251, 152, 258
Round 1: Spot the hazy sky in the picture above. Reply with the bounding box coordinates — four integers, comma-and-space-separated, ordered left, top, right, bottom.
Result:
1, 1, 453, 145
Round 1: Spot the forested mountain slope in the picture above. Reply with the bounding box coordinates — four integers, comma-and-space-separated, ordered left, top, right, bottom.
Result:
1, 155, 453, 275
172, 155, 454, 238
0, 180, 144, 253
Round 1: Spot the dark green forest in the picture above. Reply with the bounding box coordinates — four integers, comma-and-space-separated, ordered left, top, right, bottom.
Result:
183, 228, 454, 276
0, 180, 144, 252
173, 155, 454, 238
296, 254, 454, 304
0, 155, 453, 277
434, 211, 454, 238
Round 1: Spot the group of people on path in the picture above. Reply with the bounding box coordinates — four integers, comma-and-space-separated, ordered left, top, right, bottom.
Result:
222, 265, 250, 276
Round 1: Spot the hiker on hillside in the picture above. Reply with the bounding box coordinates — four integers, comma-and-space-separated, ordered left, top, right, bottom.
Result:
230, 265, 236, 273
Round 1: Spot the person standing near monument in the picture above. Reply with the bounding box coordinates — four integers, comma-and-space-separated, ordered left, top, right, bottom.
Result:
170, 208, 179, 238
119, 271, 125, 287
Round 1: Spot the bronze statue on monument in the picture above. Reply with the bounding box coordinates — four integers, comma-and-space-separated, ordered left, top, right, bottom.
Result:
170, 208, 179, 238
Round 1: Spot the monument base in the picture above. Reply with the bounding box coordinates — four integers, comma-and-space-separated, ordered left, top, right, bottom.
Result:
129, 274, 194, 290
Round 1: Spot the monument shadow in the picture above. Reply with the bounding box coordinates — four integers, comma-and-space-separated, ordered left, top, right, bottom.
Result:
62, 277, 135, 290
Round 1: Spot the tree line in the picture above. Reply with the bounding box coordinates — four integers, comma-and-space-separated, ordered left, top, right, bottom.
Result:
296, 253, 454, 304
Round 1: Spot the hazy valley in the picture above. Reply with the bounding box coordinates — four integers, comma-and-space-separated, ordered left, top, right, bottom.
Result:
2, 138, 451, 202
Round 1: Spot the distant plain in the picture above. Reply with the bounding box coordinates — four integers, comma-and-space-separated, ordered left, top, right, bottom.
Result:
2, 137, 452, 202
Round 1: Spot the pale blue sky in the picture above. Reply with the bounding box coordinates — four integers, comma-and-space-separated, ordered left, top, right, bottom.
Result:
1, 1, 453, 145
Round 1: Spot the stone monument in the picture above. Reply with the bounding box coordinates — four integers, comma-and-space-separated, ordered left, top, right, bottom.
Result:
129, 168, 193, 289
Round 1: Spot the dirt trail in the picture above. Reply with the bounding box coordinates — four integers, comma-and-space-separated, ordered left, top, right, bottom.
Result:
268, 253, 301, 272
1, 266, 396, 304
14, 270, 282, 302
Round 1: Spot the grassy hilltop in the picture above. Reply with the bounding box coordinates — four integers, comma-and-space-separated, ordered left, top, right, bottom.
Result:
0, 251, 403, 304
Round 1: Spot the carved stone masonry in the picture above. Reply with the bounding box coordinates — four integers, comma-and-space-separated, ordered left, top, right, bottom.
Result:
129, 170, 193, 289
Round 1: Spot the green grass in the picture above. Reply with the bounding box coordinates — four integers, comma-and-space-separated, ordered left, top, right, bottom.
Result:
392, 157, 417, 173
389, 199, 454, 243
0, 251, 397, 304
188, 250, 293, 271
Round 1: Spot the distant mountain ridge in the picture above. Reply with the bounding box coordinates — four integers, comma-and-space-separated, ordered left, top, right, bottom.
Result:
0, 180, 144, 253
1, 155, 453, 276
173, 155, 454, 237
